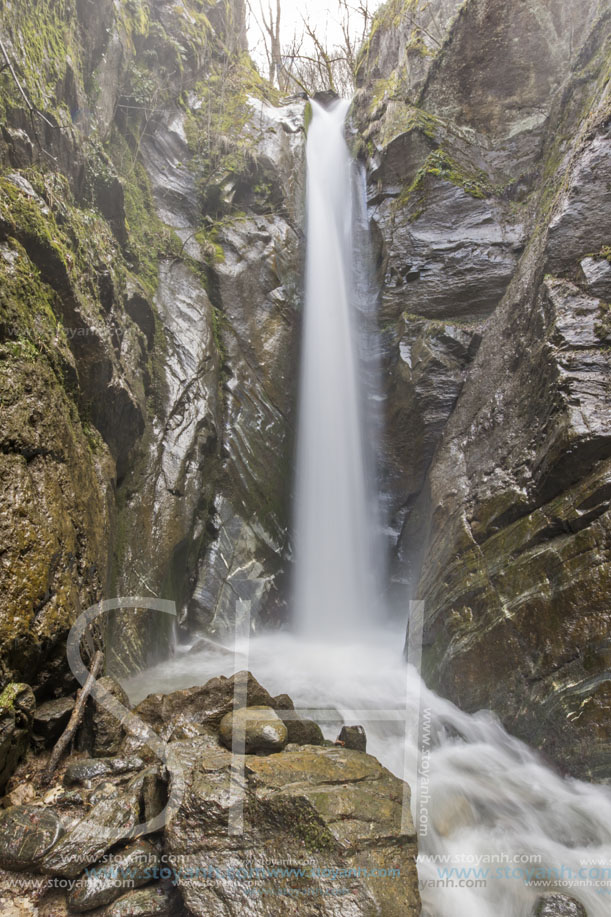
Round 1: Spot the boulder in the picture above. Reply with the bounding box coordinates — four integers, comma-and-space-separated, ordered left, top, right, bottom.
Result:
0, 806, 64, 871
0, 683, 36, 792
284, 716, 325, 746
165, 742, 420, 916
271, 695, 324, 746
66, 838, 160, 912
33, 697, 75, 744
219, 706, 288, 754
337, 725, 367, 753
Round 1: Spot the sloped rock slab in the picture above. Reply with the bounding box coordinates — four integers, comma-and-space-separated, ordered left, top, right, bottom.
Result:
165, 743, 420, 916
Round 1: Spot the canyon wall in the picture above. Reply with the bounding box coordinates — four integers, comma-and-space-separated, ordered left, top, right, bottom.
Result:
0, 0, 302, 689
355, 0, 611, 778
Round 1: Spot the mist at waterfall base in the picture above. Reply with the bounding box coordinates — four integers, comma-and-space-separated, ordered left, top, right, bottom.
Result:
124, 101, 611, 916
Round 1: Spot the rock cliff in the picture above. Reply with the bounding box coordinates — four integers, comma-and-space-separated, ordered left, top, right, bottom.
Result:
0, 0, 304, 685
355, 0, 611, 778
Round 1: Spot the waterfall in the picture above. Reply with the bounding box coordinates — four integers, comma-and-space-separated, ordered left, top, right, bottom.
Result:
293, 98, 380, 636
126, 97, 611, 917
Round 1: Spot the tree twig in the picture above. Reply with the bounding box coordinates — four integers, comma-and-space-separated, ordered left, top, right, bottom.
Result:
43, 650, 104, 784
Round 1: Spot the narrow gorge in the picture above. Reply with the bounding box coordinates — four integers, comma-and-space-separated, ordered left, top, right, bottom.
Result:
0, 1, 609, 916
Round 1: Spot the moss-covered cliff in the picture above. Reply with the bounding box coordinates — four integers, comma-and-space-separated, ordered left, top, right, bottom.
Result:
0, 0, 304, 689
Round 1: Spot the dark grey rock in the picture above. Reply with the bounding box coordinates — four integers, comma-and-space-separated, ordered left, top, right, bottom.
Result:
0, 805, 64, 871
80, 676, 131, 757
127, 766, 168, 825
64, 756, 144, 787
34, 696, 75, 743
284, 716, 325, 747
338, 725, 367, 753
580, 256, 611, 301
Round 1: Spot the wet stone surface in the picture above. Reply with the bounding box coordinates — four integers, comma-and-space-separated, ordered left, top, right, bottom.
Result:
64, 756, 144, 786
67, 838, 160, 912
219, 706, 288, 754
0, 805, 64, 870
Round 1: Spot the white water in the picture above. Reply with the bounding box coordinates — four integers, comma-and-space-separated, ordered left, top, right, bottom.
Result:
293, 98, 380, 635
124, 102, 611, 916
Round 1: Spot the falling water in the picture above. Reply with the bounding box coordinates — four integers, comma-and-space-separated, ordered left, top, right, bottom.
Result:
126, 99, 611, 917
293, 98, 380, 636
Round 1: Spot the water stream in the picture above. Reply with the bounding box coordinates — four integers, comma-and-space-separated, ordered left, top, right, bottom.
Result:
293, 97, 381, 636
125, 100, 611, 917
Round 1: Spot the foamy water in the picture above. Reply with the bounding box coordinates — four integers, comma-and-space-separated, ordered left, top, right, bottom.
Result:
124, 632, 611, 917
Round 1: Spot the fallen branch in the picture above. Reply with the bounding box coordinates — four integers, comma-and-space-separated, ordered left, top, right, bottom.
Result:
43, 650, 104, 784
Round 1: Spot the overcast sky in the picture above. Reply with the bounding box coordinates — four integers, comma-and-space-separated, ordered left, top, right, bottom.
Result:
247, 0, 383, 72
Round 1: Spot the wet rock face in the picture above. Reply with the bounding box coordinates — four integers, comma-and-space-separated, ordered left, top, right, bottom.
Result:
356, 0, 611, 777
113, 91, 304, 664
0, 0, 302, 683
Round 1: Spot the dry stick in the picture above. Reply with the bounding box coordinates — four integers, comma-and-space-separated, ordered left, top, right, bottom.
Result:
43, 650, 104, 784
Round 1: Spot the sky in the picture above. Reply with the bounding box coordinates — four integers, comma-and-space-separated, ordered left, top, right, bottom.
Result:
247, 0, 384, 74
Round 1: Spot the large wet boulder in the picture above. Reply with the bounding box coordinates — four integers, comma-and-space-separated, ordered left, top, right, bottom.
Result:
164, 739, 420, 916
219, 706, 288, 754
0, 683, 35, 792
